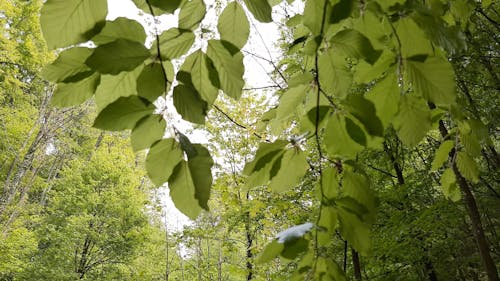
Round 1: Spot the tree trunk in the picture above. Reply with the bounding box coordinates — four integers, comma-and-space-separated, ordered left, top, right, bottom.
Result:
351, 248, 362, 281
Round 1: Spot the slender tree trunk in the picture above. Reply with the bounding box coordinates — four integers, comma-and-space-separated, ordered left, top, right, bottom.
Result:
217, 239, 223, 281
245, 193, 254, 281
351, 248, 362, 281
436, 118, 499, 281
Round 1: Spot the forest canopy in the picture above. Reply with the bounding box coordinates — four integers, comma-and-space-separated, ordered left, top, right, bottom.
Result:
0, 0, 499, 280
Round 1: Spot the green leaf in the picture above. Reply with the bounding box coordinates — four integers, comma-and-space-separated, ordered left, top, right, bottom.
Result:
185, 144, 214, 210
130, 114, 166, 152
318, 207, 337, 244
405, 56, 456, 106
146, 139, 183, 187
179, 0, 206, 30
206, 40, 245, 99
95, 65, 144, 111
244, 140, 288, 174
168, 161, 203, 220
346, 95, 384, 137
431, 140, 454, 171
331, 29, 382, 64
153, 28, 195, 60
281, 238, 309, 260
354, 51, 396, 84
303, 0, 328, 35
322, 167, 339, 199
324, 113, 364, 159
269, 149, 309, 192
40, 0, 107, 49
276, 85, 309, 121
345, 117, 367, 146
318, 48, 352, 98
330, 0, 354, 24
42, 47, 93, 82
86, 39, 149, 75
132, 0, 182, 14
365, 72, 399, 128
440, 168, 461, 202
218, 2, 250, 49
51, 73, 100, 108
342, 171, 377, 224
243, 0, 273, 23
393, 95, 431, 147
337, 207, 371, 256
396, 17, 433, 57
137, 62, 167, 102
173, 84, 207, 124
456, 152, 480, 183
257, 240, 284, 263
179, 50, 219, 106
92, 17, 146, 45
93, 96, 154, 131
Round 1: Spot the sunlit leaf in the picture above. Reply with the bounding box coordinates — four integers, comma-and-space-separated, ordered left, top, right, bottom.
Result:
152, 29, 195, 60
268, 149, 309, 192
206, 40, 245, 99
131, 114, 166, 152
92, 17, 146, 45
178, 0, 206, 30
93, 96, 154, 131
146, 138, 183, 187
42, 47, 93, 82
40, 0, 107, 49
86, 39, 149, 75
257, 240, 284, 263
431, 140, 454, 171
331, 29, 382, 64
243, 0, 273, 23
137, 62, 167, 102
440, 168, 461, 202
51, 73, 100, 107
218, 2, 250, 49
456, 152, 480, 183
173, 84, 208, 124
393, 95, 431, 147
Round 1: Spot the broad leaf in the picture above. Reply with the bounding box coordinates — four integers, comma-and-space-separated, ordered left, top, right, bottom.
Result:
337, 207, 371, 256
346, 95, 384, 137
342, 171, 377, 224
92, 17, 146, 45
153, 28, 195, 60
456, 152, 480, 183
281, 238, 309, 260
365, 72, 399, 128
440, 168, 461, 202
137, 62, 167, 102
243, 0, 273, 23
179, 0, 206, 30
93, 96, 154, 131
86, 39, 149, 75
405, 56, 456, 106
130, 114, 166, 152
132, 0, 182, 14
243, 140, 288, 174
51, 73, 100, 107
269, 149, 309, 192
42, 47, 93, 82
303, 0, 328, 35
431, 140, 454, 171
331, 29, 382, 64
324, 113, 364, 159
218, 2, 250, 49
180, 51, 219, 106
95, 65, 144, 111
185, 144, 214, 210
206, 40, 245, 99
396, 17, 433, 57
322, 167, 339, 200
146, 138, 183, 187
173, 84, 208, 124
40, 0, 107, 49
393, 95, 431, 147
276, 85, 309, 121
257, 240, 284, 263
318, 48, 352, 98
168, 161, 203, 220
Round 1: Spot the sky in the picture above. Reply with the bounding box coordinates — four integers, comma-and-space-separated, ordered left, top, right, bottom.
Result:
106, 0, 297, 231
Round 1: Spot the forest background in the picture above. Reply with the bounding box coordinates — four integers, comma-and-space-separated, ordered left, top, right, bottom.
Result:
0, 0, 498, 280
